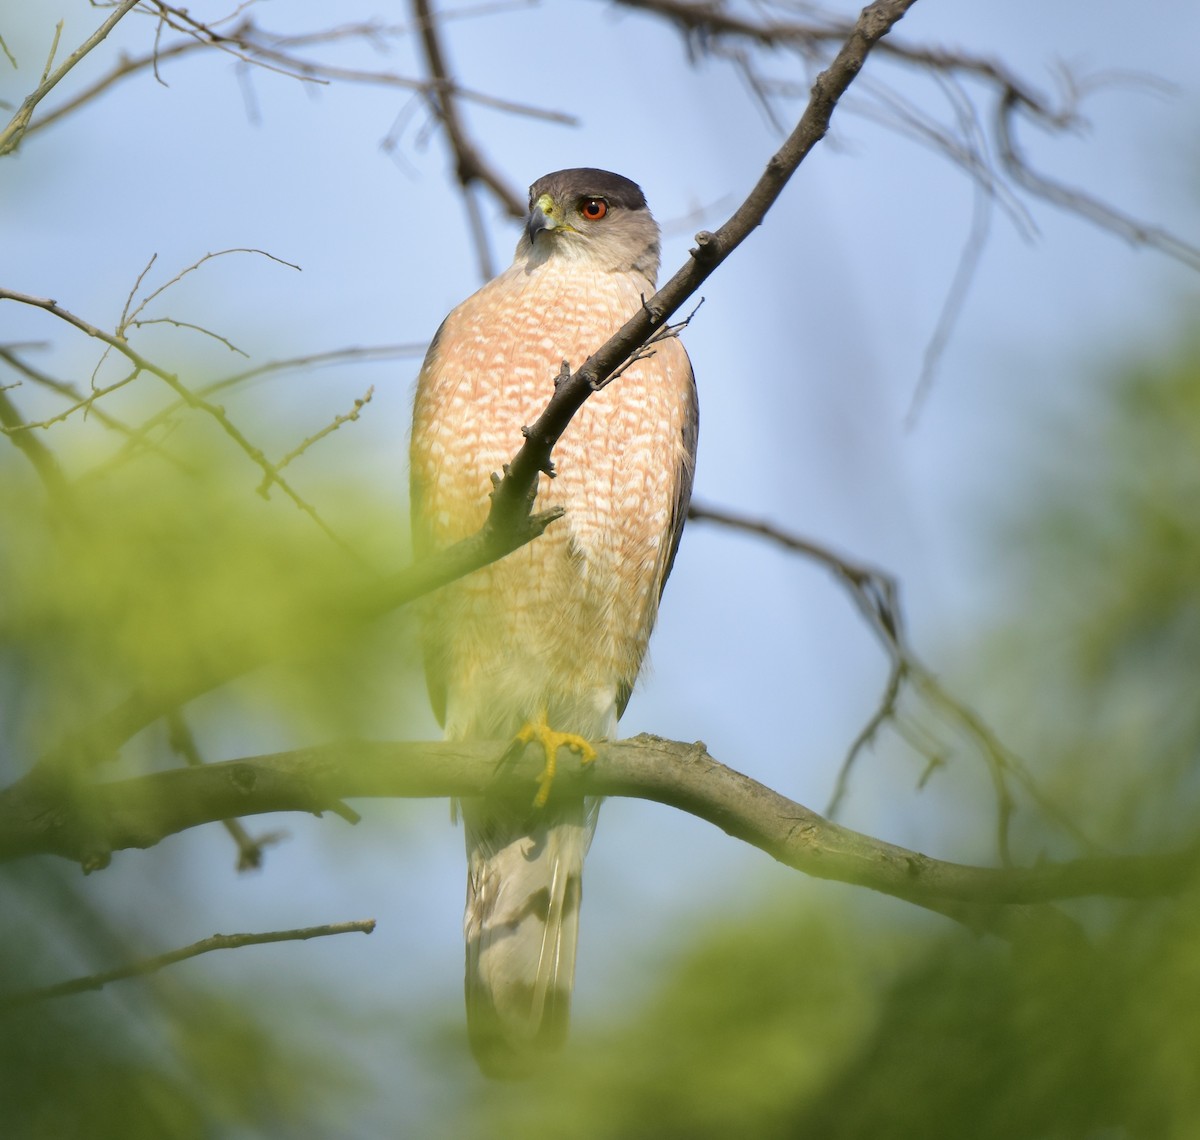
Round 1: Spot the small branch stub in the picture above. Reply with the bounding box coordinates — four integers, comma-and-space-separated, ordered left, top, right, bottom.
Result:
691, 230, 720, 264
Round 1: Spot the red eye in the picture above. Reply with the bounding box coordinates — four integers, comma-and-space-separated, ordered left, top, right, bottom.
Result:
581, 198, 608, 220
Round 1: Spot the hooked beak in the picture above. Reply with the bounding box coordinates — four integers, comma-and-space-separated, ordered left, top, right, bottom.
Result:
526, 192, 572, 244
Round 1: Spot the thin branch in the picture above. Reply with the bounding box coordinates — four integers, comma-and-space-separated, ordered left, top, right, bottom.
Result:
0, 287, 353, 555
0, 920, 376, 1010
0, 0, 141, 156
23, 15, 576, 144
906, 176, 992, 422
121, 248, 301, 333
128, 317, 249, 356
7, 363, 143, 432
410, 0, 527, 216
0, 384, 72, 505
93, 342, 424, 476
687, 500, 916, 810
995, 88, 1200, 272
410, 0, 526, 278
687, 501, 1100, 862
0, 346, 190, 471
617, 0, 1200, 274
265, 386, 374, 488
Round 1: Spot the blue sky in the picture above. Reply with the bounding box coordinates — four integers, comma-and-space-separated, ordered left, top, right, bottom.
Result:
4, 0, 1200, 1127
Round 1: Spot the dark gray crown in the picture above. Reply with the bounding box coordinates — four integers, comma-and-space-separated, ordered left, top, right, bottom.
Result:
528, 168, 647, 212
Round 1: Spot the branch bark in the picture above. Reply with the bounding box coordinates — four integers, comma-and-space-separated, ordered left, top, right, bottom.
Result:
2, 736, 1194, 924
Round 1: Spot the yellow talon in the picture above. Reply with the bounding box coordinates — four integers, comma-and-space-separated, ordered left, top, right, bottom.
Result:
515, 714, 597, 807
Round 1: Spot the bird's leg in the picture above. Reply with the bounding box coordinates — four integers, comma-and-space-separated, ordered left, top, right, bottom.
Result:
514, 710, 597, 808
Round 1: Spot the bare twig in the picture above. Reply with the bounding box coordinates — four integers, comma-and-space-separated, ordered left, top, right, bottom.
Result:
264, 386, 375, 489
592, 302, 704, 392
121, 248, 301, 332
128, 317, 248, 355
0, 384, 71, 504
0, 920, 376, 1010
23, 15, 575, 145
995, 87, 1200, 272
616, 0, 1200, 418
622, 0, 1200, 272
0, 347, 187, 471
0, 0, 141, 156
410, 0, 527, 278
7, 363, 144, 432
0, 287, 352, 555
687, 501, 1100, 863
85, 342, 423, 477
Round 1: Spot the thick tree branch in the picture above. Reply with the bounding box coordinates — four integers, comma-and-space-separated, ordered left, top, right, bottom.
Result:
2, 737, 1194, 924
165, 709, 287, 871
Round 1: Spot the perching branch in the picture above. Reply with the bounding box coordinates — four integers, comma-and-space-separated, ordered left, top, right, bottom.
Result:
1, 737, 1195, 931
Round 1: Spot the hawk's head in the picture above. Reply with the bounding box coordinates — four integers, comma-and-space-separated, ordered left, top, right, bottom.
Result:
517, 167, 661, 285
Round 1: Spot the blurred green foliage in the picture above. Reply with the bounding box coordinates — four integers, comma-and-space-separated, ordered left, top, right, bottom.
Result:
0, 410, 422, 771
1, 392, 418, 1136
992, 336, 1200, 846
459, 897, 1200, 1140
0, 866, 364, 1139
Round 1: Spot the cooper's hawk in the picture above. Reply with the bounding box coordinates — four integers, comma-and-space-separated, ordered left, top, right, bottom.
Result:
410, 168, 698, 1078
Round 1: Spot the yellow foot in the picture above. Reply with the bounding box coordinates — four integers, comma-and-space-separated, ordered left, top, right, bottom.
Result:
515, 715, 597, 808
